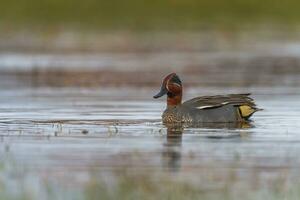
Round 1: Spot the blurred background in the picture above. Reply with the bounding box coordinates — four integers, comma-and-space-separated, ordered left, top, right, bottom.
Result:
1, 0, 300, 87
1, 1, 300, 200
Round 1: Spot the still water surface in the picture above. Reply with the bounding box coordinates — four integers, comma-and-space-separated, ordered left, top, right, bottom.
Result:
0, 51, 300, 199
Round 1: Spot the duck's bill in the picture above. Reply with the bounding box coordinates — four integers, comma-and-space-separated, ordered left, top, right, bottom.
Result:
153, 87, 167, 98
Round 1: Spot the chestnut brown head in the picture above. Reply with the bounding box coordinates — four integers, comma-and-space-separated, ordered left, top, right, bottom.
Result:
153, 73, 182, 99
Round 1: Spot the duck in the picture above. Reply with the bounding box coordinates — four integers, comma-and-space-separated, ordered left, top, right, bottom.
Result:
153, 73, 261, 124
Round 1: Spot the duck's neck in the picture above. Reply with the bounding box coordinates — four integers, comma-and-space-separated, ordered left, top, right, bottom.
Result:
167, 92, 182, 108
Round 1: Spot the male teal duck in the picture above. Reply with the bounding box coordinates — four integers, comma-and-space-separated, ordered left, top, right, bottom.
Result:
153, 73, 261, 123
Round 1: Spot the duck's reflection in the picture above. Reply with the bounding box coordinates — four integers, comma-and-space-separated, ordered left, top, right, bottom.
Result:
162, 126, 183, 172
162, 125, 183, 172
161, 121, 252, 172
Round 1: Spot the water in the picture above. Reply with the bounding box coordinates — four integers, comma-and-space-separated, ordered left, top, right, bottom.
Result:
0, 50, 300, 199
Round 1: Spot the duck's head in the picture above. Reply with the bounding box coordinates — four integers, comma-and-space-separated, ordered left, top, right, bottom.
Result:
153, 73, 182, 104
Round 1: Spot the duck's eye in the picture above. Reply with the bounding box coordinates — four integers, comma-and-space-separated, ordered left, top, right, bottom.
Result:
167, 92, 176, 98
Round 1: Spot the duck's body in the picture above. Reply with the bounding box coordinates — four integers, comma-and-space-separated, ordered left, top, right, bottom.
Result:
154, 73, 261, 124
162, 94, 258, 123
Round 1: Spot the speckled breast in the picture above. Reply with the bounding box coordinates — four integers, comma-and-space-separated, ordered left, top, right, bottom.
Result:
162, 107, 193, 123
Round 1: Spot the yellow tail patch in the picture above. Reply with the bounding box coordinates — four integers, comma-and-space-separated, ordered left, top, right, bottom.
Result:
239, 105, 255, 118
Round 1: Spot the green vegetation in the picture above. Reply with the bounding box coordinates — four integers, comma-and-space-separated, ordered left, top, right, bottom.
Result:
84, 171, 300, 200
1, 162, 300, 200
1, 0, 300, 30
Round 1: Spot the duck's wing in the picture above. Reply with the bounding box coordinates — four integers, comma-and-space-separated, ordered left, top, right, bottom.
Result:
183, 93, 256, 108
183, 93, 261, 119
